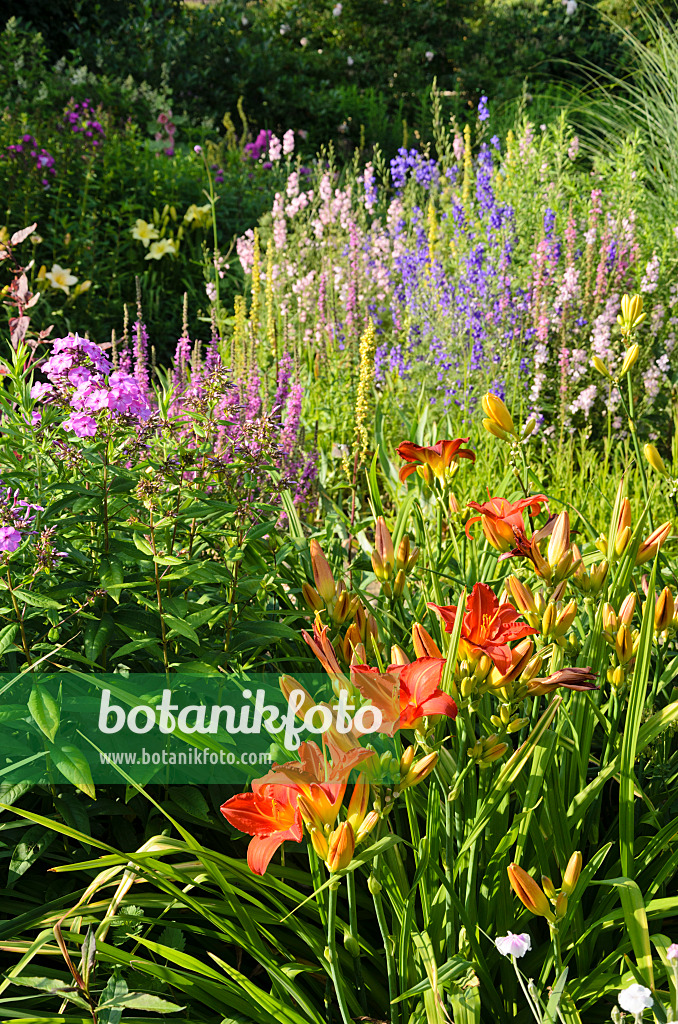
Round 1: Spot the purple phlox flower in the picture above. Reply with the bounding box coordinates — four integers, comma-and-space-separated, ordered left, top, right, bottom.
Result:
0, 526, 21, 552
63, 413, 98, 437
478, 95, 490, 122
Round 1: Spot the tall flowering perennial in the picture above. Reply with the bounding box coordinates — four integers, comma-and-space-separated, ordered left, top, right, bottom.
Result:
354, 318, 376, 465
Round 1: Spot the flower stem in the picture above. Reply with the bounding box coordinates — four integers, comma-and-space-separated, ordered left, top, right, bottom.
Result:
326, 880, 352, 1024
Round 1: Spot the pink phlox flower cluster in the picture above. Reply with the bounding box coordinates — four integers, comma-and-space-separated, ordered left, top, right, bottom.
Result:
32, 333, 151, 437
569, 382, 598, 419
590, 293, 620, 368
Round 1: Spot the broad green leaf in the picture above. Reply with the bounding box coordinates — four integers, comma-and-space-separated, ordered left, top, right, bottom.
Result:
164, 614, 199, 644
8, 826, 56, 887
48, 742, 96, 799
100, 557, 124, 603
28, 682, 60, 742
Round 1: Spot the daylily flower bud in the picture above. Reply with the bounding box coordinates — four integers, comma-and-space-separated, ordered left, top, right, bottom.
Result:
542, 602, 557, 637
655, 587, 675, 631
615, 500, 632, 556
310, 539, 336, 603
302, 582, 325, 612
350, 642, 367, 666
547, 511, 570, 570
482, 392, 516, 436
374, 517, 394, 578
400, 745, 415, 774
390, 644, 410, 665
398, 751, 438, 791
618, 593, 636, 624
483, 418, 512, 441
595, 533, 608, 556
333, 590, 351, 624
343, 623, 362, 663
347, 776, 370, 832
412, 622, 442, 659
393, 569, 407, 598
615, 623, 634, 665
554, 599, 577, 637
541, 875, 557, 900
479, 741, 508, 766
555, 892, 568, 919
371, 548, 386, 580
474, 653, 493, 682
356, 811, 380, 843
602, 603, 617, 633
619, 342, 639, 377
507, 575, 537, 614
522, 651, 543, 682
592, 355, 612, 379
609, 665, 625, 688
619, 292, 645, 332
522, 416, 536, 439
507, 863, 556, 922
327, 821, 355, 872
396, 534, 411, 571
644, 443, 667, 476
407, 547, 420, 571
636, 521, 671, 565
591, 560, 609, 593
561, 851, 582, 895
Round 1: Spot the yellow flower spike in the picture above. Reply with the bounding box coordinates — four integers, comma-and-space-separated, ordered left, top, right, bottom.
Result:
592, 356, 612, 379
507, 863, 557, 922
644, 443, 668, 476
655, 587, 675, 631
615, 623, 634, 665
481, 392, 516, 436
326, 821, 355, 873
636, 521, 672, 565
310, 539, 336, 604
562, 851, 582, 895
619, 343, 639, 377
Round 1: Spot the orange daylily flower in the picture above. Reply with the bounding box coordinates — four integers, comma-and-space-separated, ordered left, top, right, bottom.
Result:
396, 438, 475, 485
466, 494, 549, 552
220, 783, 303, 876
429, 582, 537, 675
351, 656, 457, 736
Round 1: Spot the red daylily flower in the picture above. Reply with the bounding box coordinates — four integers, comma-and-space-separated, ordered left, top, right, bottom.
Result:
352, 656, 457, 735
220, 783, 303, 876
527, 666, 598, 697
466, 494, 549, 552
396, 438, 475, 485
255, 740, 362, 827
429, 582, 537, 675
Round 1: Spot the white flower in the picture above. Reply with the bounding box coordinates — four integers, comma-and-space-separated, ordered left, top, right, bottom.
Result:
300, 36, 308, 46
333, 2, 343, 14
562, 0, 577, 14
667, 943, 678, 961
131, 219, 159, 247
495, 932, 531, 958
280, 23, 290, 34
425, 50, 434, 62
145, 238, 177, 260
45, 264, 78, 294
347, 55, 354, 66
241, 14, 248, 25
618, 984, 653, 1015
